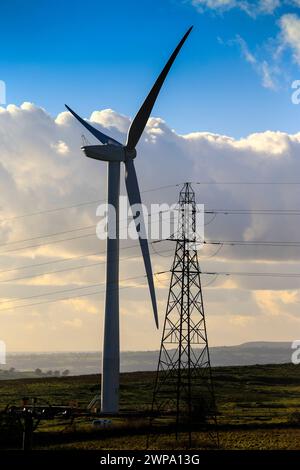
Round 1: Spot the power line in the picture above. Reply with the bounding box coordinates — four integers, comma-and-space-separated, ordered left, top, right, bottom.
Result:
0, 224, 96, 248
3, 228, 300, 274
0, 228, 149, 256
0, 247, 174, 284
0, 225, 177, 274
0, 231, 97, 255
194, 181, 300, 185
0, 270, 169, 312
155, 239, 300, 248
3, 180, 300, 224
0, 250, 102, 274
3, 208, 300, 257
0, 209, 175, 254
0, 241, 143, 274
3, 236, 300, 284
0, 260, 106, 285
205, 240, 300, 247
3, 201, 300, 255
0, 282, 104, 306
202, 270, 300, 278
0, 283, 143, 313
4, 178, 300, 317
0, 200, 101, 222
2, 266, 300, 312
0, 183, 181, 223
206, 209, 300, 215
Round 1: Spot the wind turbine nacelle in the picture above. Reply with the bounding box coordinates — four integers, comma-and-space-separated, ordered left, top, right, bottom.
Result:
81, 144, 126, 162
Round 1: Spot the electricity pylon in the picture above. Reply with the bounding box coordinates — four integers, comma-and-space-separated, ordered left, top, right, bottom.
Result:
149, 182, 219, 448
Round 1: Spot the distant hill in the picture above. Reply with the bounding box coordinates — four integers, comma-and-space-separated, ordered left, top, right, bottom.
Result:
0, 341, 295, 378
210, 341, 293, 366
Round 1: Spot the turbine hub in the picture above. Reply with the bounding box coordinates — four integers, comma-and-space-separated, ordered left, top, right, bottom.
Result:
125, 148, 137, 160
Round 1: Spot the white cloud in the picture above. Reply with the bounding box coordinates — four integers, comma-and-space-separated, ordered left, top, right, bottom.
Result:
63, 318, 83, 328
253, 289, 300, 315
191, 0, 281, 16
1, 103, 300, 350
234, 36, 278, 89
90, 109, 130, 135
189, 0, 300, 106
261, 60, 277, 89
192, 0, 237, 12
279, 13, 300, 64
192, 3, 300, 92
259, 0, 281, 13
51, 140, 69, 155
235, 35, 256, 65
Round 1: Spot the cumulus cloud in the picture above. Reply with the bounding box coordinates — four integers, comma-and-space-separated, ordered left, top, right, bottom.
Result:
0, 103, 300, 351
191, 0, 281, 16
279, 13, 300, 64
90, 109, 130, 135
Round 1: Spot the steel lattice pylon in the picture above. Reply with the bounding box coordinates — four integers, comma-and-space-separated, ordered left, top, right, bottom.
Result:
149, 182, 219, 448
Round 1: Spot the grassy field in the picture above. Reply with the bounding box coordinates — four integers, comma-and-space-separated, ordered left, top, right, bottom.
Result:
0, 363, 300, 450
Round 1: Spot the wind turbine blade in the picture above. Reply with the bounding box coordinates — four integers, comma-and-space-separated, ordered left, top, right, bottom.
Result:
126, 26, 193, 151
65, 105, 122, 146
125, 159, 159, 328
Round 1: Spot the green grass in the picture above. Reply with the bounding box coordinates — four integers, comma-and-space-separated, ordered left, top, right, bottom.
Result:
1, 363, 300, 450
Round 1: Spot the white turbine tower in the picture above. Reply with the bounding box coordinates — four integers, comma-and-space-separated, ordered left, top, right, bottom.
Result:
66, 26, 192, 413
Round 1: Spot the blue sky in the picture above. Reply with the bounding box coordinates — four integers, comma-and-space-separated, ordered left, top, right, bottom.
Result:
1, 0, 300, 137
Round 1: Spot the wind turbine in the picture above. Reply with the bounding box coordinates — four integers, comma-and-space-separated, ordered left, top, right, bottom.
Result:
66, 26, 193, 413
